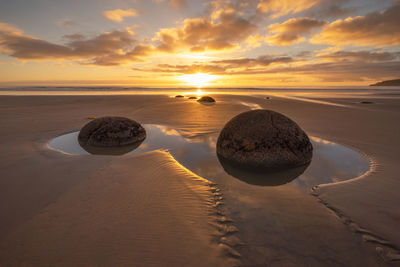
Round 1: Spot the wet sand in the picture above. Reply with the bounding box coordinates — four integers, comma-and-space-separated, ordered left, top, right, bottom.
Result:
0, 93, 399, 266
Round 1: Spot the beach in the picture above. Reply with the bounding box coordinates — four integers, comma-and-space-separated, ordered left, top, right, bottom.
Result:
0, 91, 399, 266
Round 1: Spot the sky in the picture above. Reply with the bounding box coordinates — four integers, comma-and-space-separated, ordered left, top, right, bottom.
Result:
0, 0, 399, 87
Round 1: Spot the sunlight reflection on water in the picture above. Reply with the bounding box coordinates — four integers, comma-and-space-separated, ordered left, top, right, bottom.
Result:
49, 124, 369, 189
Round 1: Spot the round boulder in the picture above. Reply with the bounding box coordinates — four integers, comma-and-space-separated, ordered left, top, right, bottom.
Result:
78, 116, 146, 147
217, 110, 312, 170
197, 96, 215, 103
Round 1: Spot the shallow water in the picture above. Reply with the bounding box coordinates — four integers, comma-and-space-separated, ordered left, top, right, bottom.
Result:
49, 124, 369, 190
48, 123, 372, 265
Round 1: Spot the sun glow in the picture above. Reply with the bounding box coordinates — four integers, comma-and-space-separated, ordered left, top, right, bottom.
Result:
179, 73, 218, 88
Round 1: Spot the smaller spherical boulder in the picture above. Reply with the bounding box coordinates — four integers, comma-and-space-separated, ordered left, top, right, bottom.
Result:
197, 96, 215, 103
175, 95, 184, 98
188, 96, 197, 99
217, 110, 312, 170
78, 117, 146, 147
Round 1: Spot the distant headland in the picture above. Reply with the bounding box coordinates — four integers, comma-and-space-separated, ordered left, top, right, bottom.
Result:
370, 79, 400, 86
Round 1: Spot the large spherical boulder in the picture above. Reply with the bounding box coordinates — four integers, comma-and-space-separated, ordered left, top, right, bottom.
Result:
78, 117, 146, 147
197, 96, 215, 103
217, 110, 312, 170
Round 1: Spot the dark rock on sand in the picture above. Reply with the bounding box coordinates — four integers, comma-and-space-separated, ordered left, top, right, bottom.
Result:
78, 117, 146, 147
197, 96, 216, 103
265, 97, 270, 99
175, 95, 184, 98
188, 96, 197, 99
217, 110, 313, 170
360, 101, 373, 104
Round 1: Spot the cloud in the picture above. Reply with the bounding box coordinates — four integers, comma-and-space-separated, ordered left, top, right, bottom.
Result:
135, 51, 400, 83
155, 9, 257, 52
258, 61, 400, 82
0, 30, 72, 59
317, 50, 400, 62
311, 3, 400, 47
139, 63, 227, 74
0, 22, 22, 34
211, 55, 293, 68
245, 34, 263, 48
0, 23, 153, 65
135, 54, 295, 74
168, 0, 187, 9
63, 33, 85, 41
1, 4, 259, 66
296, 51, 313, 58
257, 0, 320, 18
57, 18, 78, 28
305, 0, 354, 19
103, 8, 139, 22
266, 17, 326, 46
1, 1, 258, 64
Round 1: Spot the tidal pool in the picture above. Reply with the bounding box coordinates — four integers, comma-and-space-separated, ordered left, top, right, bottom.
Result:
49, 124, 369, 189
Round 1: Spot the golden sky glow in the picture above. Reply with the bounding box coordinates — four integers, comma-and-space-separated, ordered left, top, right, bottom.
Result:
0, 0, 399, 87
179, 73, 218, 88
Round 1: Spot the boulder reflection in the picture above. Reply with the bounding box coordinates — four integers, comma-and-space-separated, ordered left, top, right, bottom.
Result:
80, 140, 144, 155
217, 155, 310, 186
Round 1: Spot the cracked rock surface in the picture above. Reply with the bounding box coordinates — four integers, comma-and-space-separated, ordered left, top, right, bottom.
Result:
217, 110, 313, 169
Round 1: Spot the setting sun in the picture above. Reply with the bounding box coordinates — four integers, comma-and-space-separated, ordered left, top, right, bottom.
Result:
179, 73, 218, 88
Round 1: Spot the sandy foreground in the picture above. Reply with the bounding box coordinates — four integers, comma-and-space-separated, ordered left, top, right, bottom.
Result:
0, 93, 399, 266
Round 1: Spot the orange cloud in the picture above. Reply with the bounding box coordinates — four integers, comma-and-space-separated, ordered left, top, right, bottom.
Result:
266, 17, 326, 46
317, 50, 400, 62
0, 22, 22, 34
0, 23, 153, 65
245, 34, 263, 48
139, 64, 227, 74
257, 0, 320, 18
155, 9, 256, 52
135, 51, 400, 84
311, 3, 400, 47
0, 5, 258, 65
135, 55, 295, 74
168, 0, 187, 9
103, 8, 139, 22
261, 61, 400, 82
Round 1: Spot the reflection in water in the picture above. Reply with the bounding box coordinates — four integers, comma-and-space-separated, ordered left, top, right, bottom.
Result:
239, 101, 262, 110
80, 141, 143, 155
217, 155, 310, 186
49, 124, 369, 189
197, 101, 216, 106
49, 131, 89, 155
